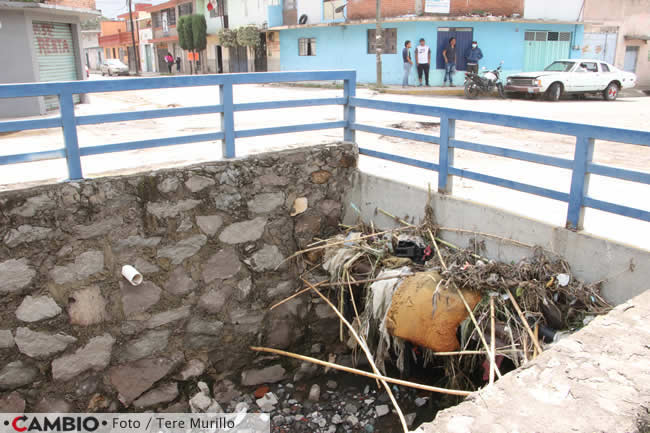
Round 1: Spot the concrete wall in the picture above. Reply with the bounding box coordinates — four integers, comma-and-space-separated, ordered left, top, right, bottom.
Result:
0, 10, 40, 118
343, 172, 650, 306
0, 143, 357, 411
228, 0, 270, 29
279, 20, 583, 85
583, 0, 650, 86
0, 8, 87, 117
297, 0, 323, 25
523, 0, 583, 21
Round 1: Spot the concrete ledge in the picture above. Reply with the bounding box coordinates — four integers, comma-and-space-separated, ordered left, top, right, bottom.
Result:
417, 289, 650, 433
343, 171, 650, 305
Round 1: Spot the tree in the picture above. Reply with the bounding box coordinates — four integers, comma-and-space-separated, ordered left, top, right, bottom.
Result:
177, 15, 207, 74
192, 14, 207, 73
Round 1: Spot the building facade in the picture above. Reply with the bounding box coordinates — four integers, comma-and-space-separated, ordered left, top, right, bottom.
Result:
0, 0, 99, 117
146, 0, 195, 73
583, 0, 650, 87
98, 20, 132, 67
272, 0, 584, 85
81, 29, 102, 71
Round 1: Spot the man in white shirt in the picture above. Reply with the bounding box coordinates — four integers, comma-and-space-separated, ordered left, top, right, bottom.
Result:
415, 38, 431, 87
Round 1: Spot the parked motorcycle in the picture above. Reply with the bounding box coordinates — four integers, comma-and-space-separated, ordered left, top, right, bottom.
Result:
464, 62, 505, 99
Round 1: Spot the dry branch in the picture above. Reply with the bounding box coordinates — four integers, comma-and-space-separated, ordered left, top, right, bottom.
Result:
250, 346, 472, 397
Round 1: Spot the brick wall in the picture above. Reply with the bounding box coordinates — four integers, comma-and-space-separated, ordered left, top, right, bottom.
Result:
449, 0, 523, 16
347, 0, 417, 20
43, 0, 97, 10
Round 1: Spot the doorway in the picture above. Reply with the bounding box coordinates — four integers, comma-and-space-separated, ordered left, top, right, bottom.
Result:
216, 45, 223, 73
624, 46, 639, 73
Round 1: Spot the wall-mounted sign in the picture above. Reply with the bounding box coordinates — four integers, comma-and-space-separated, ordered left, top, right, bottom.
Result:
425, 0, 450, 14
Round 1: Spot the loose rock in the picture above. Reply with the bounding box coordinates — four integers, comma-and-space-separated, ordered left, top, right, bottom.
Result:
247, 244, 285, 272
241, 365, 286, 386
109, 354, 183, 405
133, 382, 179, 408
308, 384, 320, 402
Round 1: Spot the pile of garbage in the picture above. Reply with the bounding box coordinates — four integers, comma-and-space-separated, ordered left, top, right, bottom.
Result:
255, 201, 614, 432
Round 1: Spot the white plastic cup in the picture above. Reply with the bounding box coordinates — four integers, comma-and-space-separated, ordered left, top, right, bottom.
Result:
121, 265, 143, 286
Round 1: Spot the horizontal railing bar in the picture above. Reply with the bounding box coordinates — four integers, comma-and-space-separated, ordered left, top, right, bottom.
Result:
0, 71, 356, 98
78, 132, 224, 157
587, 163, 650, 185
358, 147, 440, 171
352, 123, 440, 144
448, 167, 570, 203
583, 197, 650, 222
351, 97, 650, 146
0, 148, 66, 165
76, 105, 223, 125
234, 98, 346, 112
234, 121, 346, 138
0, 117, 61, 133
452, 139, 574, 169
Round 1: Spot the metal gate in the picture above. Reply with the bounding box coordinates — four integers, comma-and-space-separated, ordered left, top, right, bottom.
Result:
436, 28, 473, 71
32, 21, 80, 110
582, 32, 617, 64
523, 31, 572, 71
229, 45, 248, 73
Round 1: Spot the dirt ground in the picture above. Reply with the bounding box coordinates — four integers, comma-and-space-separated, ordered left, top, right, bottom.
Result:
1, 74, 649, 249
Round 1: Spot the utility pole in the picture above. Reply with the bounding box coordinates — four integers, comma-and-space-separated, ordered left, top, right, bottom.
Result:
375, 0, 382, 87
128, 0, 140, 75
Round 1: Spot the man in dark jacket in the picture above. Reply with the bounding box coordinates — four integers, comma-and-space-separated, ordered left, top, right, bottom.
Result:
465, 41, 484, 74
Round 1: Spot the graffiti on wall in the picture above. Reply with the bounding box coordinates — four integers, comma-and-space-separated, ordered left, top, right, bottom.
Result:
34, 23, 71, 55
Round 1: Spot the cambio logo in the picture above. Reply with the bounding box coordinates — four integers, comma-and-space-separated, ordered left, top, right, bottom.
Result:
6, 416, 102, 432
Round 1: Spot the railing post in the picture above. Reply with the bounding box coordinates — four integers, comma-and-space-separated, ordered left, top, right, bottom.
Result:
438, 114, 455, 194
566, 136, 594, 230
343, 75, 356, 142
59, 92, 83, 180
220, 82, 235, 158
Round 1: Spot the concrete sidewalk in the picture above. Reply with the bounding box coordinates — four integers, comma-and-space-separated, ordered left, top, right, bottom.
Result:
376, 84, 465, 96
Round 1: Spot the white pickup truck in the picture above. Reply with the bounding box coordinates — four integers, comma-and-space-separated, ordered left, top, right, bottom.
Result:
505, 59, 637, 101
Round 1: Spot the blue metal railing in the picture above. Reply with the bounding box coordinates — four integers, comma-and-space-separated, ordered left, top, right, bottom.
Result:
0, 70, 649, 231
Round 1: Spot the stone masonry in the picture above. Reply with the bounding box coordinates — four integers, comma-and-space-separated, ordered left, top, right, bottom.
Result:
417, 289, 650, 433
0, 143, 357, 412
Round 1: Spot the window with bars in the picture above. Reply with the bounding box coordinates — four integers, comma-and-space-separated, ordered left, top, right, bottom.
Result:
525, 31, 572, 42
178, 2, 193, 16
367, 28, 397, 54
152, 12, 161, 28
298, 38, 316, 56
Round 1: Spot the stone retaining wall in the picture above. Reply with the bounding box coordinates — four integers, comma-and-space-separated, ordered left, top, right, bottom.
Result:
0, 143, 357, 412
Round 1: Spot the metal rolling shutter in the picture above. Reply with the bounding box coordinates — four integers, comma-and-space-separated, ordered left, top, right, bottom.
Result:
32, 21, 80, 111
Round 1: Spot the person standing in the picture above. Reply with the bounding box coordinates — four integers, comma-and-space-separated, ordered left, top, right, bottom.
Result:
415, 38, 431, 87
442, 37, 457, 86
465, 41, 483, 74
175, 56, 181, 72
164, 52, 174, 74
402, 40, 413, 88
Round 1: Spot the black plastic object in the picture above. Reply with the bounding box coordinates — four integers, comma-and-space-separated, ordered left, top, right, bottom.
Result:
299, 14, 308, 24
394, 241, 428, 264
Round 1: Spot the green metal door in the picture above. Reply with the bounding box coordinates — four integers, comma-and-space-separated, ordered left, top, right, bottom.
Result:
32, 21, 80, 111
523, 31, 572, 72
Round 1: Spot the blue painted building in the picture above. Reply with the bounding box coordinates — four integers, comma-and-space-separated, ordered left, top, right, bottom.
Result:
275, 17, 584, 85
